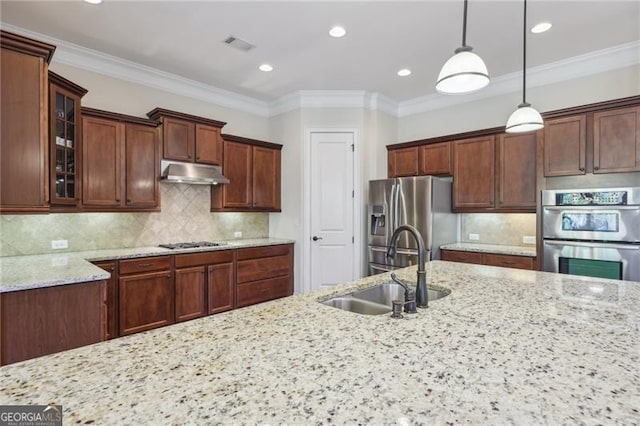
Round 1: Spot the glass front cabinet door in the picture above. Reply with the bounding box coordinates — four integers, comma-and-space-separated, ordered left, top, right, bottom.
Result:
49, 72, 87, 207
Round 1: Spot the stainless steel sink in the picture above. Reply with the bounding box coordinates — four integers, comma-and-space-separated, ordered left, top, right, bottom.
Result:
320, 282, 451, 315
352, 282, 451, 306
321, 297, 391, 315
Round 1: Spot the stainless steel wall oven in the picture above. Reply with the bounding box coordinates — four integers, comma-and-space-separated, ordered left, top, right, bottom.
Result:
542, 187, 640, 281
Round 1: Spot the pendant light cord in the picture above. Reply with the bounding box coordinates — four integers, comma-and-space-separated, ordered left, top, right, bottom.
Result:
462, 0, 468, 47
522, 0, 527, 105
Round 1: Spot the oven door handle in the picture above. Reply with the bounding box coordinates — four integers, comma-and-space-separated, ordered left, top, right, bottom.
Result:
543, 205, 640, 211
544, 240, 640, 250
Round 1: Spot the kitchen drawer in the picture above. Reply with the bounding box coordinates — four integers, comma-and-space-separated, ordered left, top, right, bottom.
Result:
237, 244, 291, 261
483, 253, 534, 270
236, 276, 291, 308
119, 256, 171, 275
175, 250, 234, 268
236, 254, 291, 284
441, 250, 483, 264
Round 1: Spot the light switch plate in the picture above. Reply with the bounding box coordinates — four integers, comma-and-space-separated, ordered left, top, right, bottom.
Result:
234, 231, 242, 238
523, 236, 536, 245
468, 233, 480, 241
51, 239, 68, 249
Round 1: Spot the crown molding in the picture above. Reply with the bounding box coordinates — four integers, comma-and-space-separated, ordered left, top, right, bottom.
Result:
268, 90, 399, 117
397, 40, 640, 117
2, 23, 637, 120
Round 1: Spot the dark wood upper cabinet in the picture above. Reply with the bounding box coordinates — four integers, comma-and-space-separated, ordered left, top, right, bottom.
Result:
252, 146, 281, 210
211, 134, 282, 212
195, 124, 223, 165
219, 140, 252, 208
593, 106, 640, 174
82, 115, 123, 207
163, 117, 194, 162
125, 124, 160, 207
49, 72, 88, 209
82, 108, 159, 211
419, 142, 452, 176
0, 31, 56, 213
147, 108, 225, 166
388, 146, 418, 177
543, 115, 586, 177
453, 136, 495, 210
497, 132, 537, 209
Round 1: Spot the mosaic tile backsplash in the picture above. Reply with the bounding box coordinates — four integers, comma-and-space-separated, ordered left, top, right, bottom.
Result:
460, 213, 536, 246
0, 184, 269, 256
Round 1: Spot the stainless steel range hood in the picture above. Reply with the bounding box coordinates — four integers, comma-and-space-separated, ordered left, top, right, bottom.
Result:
160, 160, 229, 185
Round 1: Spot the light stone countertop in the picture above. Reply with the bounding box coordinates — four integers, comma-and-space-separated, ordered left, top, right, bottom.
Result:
1, 261, 638, 424
440, 242, 537, 257
0, 238, 294, 293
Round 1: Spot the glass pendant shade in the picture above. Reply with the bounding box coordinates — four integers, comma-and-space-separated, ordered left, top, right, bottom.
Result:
506, 103, 544, 133
436, 49, 490, 94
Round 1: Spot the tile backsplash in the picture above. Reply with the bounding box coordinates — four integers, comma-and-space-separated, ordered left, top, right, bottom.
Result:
460, 213, 536, 246
0, 184, 269, 256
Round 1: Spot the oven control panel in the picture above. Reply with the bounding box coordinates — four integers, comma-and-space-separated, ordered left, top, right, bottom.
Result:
555, 191, 627, 206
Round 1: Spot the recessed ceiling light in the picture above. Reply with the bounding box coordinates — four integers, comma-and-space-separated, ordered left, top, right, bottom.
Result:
397, 69, 412, 77
531, 22, 552, 33
259, 64, 273, 72
329, 26, 346, 38
84, 0, 102, 4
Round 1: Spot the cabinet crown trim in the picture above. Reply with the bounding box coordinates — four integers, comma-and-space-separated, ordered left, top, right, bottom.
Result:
1, 30, 56, 63
49, 71, 88, 97
81, 107, 158, 127
146, 107, 227, 128
221, 134, 282, 150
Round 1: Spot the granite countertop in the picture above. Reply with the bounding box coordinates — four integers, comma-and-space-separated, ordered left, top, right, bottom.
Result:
0, 238, 295, 293
1, 261, 638, 424
441, 242, 537, 257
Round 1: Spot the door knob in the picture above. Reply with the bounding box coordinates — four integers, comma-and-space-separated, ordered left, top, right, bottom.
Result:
312, 236, 323, 241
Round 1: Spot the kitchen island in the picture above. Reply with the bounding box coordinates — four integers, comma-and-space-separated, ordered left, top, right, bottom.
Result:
1, 261, 638, 424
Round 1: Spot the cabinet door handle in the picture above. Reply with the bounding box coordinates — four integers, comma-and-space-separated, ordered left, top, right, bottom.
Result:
579, 167, 585, 172
594, 166, 600, 171
115, 198, 121, 202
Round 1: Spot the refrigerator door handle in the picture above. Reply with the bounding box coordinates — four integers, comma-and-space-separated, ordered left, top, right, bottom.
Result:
370, 247, 417, 256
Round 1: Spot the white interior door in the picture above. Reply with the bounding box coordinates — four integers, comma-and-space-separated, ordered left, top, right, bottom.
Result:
310, 131, 355, 291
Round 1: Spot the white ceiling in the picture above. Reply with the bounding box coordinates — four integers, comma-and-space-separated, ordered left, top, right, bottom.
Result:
1, 1, 638, 103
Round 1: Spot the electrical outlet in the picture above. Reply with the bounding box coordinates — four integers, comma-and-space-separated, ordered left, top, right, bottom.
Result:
523, 236, 536, 245
468, 233, 480, 241
51, 239, 68, 250
234, 231, 242, 238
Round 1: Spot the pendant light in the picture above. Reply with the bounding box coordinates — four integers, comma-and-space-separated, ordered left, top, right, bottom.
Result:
506, 0, 544, 133
436, 0, 490, 94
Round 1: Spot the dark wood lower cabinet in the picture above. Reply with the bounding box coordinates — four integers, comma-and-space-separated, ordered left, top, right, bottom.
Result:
175, 266, 206, 322
236, 244, 294, 308
94, 261, 118, 340
0, 281, 106, 365
119, 270, 173, 336
208, 262, 235, 314
442, 250, 535, 270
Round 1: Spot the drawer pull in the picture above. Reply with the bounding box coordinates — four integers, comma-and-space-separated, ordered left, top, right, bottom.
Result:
137, 263, 154, 268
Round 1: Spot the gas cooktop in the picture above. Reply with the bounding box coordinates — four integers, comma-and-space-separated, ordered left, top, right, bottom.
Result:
158, 241, 227, 250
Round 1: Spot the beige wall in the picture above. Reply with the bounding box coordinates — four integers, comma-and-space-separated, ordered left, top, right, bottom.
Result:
0, 184, 268, 256
398, 64, 640, 142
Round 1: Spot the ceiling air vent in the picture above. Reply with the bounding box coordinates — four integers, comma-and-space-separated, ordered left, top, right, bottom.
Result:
223, 36, 255, 52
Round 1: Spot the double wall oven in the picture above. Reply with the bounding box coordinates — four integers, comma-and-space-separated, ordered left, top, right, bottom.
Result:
542, 187, 640, 282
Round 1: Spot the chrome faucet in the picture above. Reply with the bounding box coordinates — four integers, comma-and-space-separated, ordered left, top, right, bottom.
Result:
386, 224, 428, 308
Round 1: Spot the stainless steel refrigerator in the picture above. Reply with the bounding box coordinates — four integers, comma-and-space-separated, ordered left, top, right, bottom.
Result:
368, 176, 458, 275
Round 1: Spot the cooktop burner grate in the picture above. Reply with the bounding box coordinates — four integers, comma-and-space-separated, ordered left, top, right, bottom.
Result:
158, 241, 227, 250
